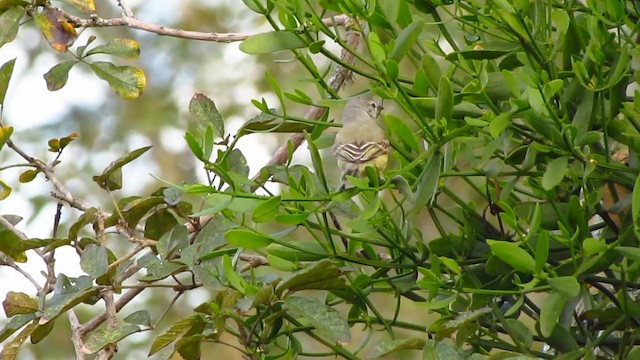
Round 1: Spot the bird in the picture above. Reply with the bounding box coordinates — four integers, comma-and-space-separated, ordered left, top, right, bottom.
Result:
333, 96, 389, 190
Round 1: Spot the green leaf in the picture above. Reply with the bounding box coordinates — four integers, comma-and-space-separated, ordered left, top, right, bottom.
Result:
0, 57, 14, 104
86, 38, 140, 59
143, 208, 178, 240
277, 260, 345, 295
0, 229, 25, 261
148, 314, 199, 355
504, 318, 533, 347
89, 61, 145, 99
239, 31, 306, 54
92, 146, 152, 191
41, 275, 99, 323
222, 254, 247, 292
60, 0, 95, 13
83, 324, 142, 354
487, 240, 536, 274
615, 246, 640, 262
535, 231, 549, 274
266, 241, 328, 262
422, 339, 464, 359
43, 60, 75, 91
252, 196, 281, 223
421, 53, 442, 91
539, 290, 567, 337
548, 276, 580, 297
241, 0, 264, 13
2, 292, 38, 317
435, 76, 453, 121
0, 321, 36, 360
411, 152, 441, 213
489, 112, 511, 138
542, 156, 568, 190
633, 174, 640, 239
368, 337, 426, 358
0, 125, 13, 151
0, 7, 24, 48
80, 244, 109, 278
189, 93, 224, 138
385, 114, 419, 153
225, 229, 273, 249
390, 20, 424, 61
285, 296, 351, 345
0, 313, 36, 343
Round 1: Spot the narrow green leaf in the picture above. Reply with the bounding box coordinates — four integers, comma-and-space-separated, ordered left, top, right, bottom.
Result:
487, 240, 536, 274
0, 58, 15, 105
43, 60, 75, 91
267, 241, 328, 262
285, 296, 351, 345
222, 254, 247, 293
615, 246, 640, 262
239, 31, 306, 54
542, 156, 568, 190
435, 76, 453, 121
225, 229, 273, 249
390, 20, 424, 61
0, 313, 36, 343
633, 174, 640, 239
411, 153, 441, 213
539, 290, 567, 337
535, 231, 549, 274
89, 61, 145, 99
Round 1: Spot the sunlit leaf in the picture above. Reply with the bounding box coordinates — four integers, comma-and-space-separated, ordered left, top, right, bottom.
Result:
369, 337, 426, 358
89, 61, 145, 99
2, 292, 38, 317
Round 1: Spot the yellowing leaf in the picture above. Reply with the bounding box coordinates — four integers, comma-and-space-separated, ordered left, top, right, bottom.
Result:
33, 9, 78, 52
60, 0, 96, 13
89, 61, 146, 99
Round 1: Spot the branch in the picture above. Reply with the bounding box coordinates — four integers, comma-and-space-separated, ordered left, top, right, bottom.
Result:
54, 5, 349, 43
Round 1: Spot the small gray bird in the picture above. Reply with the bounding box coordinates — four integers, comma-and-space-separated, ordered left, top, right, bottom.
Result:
333, 96, 389, 189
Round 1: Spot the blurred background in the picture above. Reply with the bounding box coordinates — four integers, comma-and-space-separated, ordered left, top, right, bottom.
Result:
0, 1, 435, 358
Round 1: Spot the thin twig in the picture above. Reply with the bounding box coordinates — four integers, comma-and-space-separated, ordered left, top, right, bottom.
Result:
69, 310, 87, 360
52, 5, 349, 43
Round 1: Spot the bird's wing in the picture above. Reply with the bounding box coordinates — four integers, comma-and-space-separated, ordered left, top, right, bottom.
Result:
334, 140, 389, 164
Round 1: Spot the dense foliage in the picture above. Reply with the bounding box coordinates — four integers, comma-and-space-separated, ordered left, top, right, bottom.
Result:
2, 0, 640, 359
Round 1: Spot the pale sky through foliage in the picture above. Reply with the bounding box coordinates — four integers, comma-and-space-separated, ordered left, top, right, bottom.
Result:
0, 0, 281, 345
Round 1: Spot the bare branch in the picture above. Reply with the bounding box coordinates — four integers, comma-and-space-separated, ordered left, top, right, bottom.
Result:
239, 253, 268, 272
53, 5, 349, 43
69, 310, 87, 360
78, 287, 145, 334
